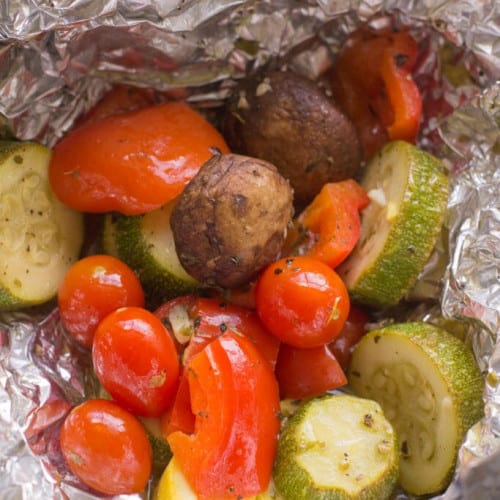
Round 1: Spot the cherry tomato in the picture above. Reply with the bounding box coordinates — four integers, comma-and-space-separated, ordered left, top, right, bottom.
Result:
275, 343, 347, 399
283, 180, 370, 268
58, 255, 145, 349
167, 331, 280, 499
92, 306, 180, 417
60, 398, 152, 496
255, 256, 350, 348
329, 304, 370, 371
49, 101, 230, 215
154, 295, 280, 369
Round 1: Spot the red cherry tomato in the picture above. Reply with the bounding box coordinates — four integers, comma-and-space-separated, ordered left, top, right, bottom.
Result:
255, 256, 350, 348
49, 101, 230, 215
58, 255, 145, 349
154, 295, 280, 369
167, 331, 280, 499
60, 398, 152, 496
92, 306, 180, 417
329, 304, 370, 371
275, 343, 347, 399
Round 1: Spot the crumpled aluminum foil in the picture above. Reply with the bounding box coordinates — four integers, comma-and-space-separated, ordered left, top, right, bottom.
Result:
0, 1, 499, 499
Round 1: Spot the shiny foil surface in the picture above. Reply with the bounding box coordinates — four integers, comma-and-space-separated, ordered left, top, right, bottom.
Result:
0, 1, 499, 498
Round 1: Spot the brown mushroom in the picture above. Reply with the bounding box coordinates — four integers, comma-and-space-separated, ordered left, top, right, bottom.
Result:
223, 70, 363, 210
170, 153, 294, 288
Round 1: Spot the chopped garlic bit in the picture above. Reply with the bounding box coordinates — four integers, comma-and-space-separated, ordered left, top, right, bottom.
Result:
237, 90, 249, 109
367, 188, 387, 206
256, 78, 272, 96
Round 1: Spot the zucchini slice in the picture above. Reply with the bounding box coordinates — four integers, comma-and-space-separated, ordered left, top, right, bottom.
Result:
0, 141, 83, 309
337, 140, 449, 308
273, 394, 399, 500
348, 322, 484, 496
139, 416, 172, 475
101, 200, 199, 306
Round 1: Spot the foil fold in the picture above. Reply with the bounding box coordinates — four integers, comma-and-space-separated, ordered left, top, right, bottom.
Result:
0, 1, 499, 499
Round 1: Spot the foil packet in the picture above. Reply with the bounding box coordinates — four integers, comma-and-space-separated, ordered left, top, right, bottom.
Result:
0, 1, 499, 499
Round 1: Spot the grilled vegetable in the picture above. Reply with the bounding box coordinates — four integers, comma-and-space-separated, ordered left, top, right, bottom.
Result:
274, 393, 399, 499
348, 322, 484, 495
0, 140, 83, 310
337, 140, 449, 308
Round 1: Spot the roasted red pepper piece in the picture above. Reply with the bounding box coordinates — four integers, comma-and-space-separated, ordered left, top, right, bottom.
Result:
275, 343, 347, 399
283, 179, 370, 269
330, 24, 422, 159
167, 331, 280, 500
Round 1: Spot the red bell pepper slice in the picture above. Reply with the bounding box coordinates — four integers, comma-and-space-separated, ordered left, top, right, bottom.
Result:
167, 331, 280, 500
330, 24, 422, 159
160, 370, 195, 437
380, 50, 422, 143
283, 179, 370, 268
275, 343, 347, 399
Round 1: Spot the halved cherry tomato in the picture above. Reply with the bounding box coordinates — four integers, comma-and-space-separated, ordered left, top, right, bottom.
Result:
58, 255, 145, 349
330, 23, 422, 159
283, 180, 370, 268
60, 398, 152, 496
154, 295, 280, 369
49, 101, 230, 215
275, 343, 347, 399
92, 306, 180, 417
76, 84, 157, 126
167, 331, 280, 500
255, 256, 350, 348
329, 304, 370, 371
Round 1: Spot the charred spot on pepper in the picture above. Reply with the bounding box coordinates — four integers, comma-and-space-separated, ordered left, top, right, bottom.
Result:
394, 53, 409, 68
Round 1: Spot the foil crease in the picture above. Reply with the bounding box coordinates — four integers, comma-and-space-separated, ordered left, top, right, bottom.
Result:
0, 1, 499, 499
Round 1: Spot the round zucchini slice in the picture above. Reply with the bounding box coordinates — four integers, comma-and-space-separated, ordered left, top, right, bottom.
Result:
348, 322, 484, 496
337, 140, 449, 308
274, 394, 399, 500
0, 140, 83, 309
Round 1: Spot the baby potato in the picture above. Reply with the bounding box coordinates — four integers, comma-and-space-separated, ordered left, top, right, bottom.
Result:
171, 153, 293, 288
224, 70, 363, 209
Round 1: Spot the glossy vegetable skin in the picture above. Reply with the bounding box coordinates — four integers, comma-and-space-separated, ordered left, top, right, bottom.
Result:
167, 331, 280, 499
155, 295, 280, 369
283, 179, 370, 268
255, 256, 350, 348
330, 24, 422, 160
49, 102, 230, 215
92, 306, 180, 417
275, 343, 347, 399
58, 254, 145, 348
60, 398, 152, 496
76, 84, 156, 126
329, 304, 370, 371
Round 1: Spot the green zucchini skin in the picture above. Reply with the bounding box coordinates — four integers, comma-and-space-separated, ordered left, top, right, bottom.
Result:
0, 140, 84, 310
338, 141, 449, 308
348, 322, 484, 496
100, 202, 199, 308
274, 394, 399, 500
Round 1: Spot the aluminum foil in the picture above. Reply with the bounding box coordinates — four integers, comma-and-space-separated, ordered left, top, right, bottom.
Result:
0, 0, 499, 499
